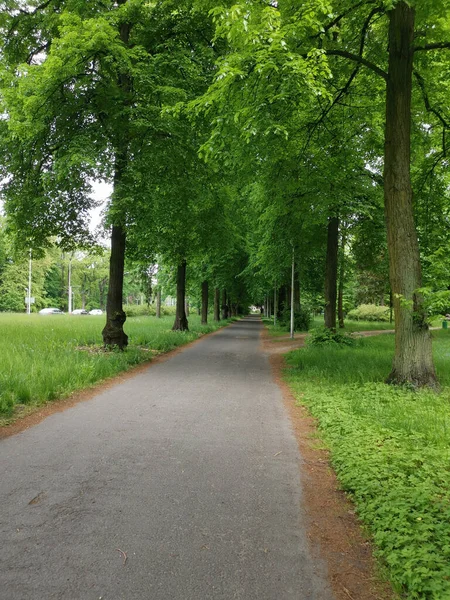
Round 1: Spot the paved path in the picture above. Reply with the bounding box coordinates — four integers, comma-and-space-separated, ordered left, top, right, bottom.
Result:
1, 317, 334, 600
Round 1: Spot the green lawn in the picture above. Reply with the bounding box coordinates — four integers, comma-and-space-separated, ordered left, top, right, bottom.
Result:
0, 313, 232, 418
263, 316, 396, 337
283, 330, 450, 599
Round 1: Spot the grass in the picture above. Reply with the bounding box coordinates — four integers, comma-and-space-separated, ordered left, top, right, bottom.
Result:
283, 329, 450, 599
263, 316, 396, 337
0, 313, 233, 419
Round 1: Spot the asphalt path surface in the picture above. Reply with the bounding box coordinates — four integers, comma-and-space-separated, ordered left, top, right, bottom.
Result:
1, 317, 335, 600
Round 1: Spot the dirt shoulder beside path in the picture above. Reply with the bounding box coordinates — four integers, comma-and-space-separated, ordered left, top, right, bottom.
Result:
262, 327, 395, 600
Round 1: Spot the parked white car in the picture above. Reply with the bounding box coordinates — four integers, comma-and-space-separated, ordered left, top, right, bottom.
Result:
89, 309, 103, 315
39, 308, 64, 315
72, 309, 88, 315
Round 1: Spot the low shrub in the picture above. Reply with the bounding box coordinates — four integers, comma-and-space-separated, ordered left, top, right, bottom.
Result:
307, 326, 356, 346
279, 307, 312, 332
347, 304, 390, 322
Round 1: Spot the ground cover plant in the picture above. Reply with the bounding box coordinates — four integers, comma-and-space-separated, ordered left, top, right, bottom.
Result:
283, 331, 450, 598
0, 313, 231, 419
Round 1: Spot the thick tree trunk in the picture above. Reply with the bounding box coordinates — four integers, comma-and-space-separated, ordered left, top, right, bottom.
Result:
221, 289, 228, 320
201, 280, 208, 325
102, 224, 128, 349
384, 3, 437, 387
102, 11, 131, 350
172, 260, 189, 331
324, 216, 339, 330
214, 288, 220, 321
156, 288, 161, 318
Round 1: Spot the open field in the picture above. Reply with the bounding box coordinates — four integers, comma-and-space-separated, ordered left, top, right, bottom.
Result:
283, 330, 450, 598
0, 313, 232, 418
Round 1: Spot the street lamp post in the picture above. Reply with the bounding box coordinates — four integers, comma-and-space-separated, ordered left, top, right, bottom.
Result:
27, 248, 32, 315
68, 256, 72, 314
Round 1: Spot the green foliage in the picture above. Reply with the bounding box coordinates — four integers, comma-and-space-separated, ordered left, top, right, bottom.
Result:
279, 307, 312, 332
307, 326, 356, 346
284, 332, 450, 598
347, 304, 391, 322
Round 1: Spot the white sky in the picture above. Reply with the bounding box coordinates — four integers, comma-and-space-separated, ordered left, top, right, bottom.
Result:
90, 180, 112, 232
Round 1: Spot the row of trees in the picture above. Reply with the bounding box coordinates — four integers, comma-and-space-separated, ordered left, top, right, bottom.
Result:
0, 1, 449, 388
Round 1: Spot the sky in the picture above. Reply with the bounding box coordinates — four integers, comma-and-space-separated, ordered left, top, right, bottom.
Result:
89, 180, 112, 233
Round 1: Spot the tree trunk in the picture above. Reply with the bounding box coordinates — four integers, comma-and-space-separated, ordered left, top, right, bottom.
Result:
384, 3, 437, 387
389, 289, 393, 324
221, 289, 228, 320
214, 288, 220, 321
278, 285, 287, 317
201, 280, 208, 325
274, 286, 277, 326
102, 11, 131, 350
102, 224, 128, 348
172, 260, 189, 331
294, 271, 301, 312
156, 288, 161, 318
324, 216, 339, 330
338, 228, 346, 329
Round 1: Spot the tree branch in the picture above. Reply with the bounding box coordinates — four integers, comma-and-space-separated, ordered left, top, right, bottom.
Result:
325, 49, 388, 80
413, 41, 450, 52
414, 69, 449, 157
314, 0, 379, 38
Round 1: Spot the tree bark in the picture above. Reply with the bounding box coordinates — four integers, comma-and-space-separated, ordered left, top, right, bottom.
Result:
156, 288, 161, 318
324, 216, 339, 330
214, 288, 220, 321
102, 10, 131, 350
294, 271, 301, 312
274, 285, 277, 326
338, 228, 346, 329
102, 224, 128, 348
221, 289, 228, 320
201, 280, 208, 325
384, 3, 437, 387
172, 260, 189, 331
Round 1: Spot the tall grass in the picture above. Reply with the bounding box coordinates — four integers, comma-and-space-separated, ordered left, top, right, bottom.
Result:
0, 313, 230, 417
284, 331, 450, 598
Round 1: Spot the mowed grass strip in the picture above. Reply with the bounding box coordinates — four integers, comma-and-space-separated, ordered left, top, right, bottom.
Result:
283, 331, 450, 599
0, 313, 231, 418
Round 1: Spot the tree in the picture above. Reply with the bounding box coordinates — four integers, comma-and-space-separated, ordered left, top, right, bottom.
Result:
195, 0, 450, 386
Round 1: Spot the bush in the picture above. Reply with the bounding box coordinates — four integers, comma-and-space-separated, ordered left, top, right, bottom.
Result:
347, 304, 390, 322
307, 326, 356, 347
124, 304, 176, 317
279, 307, 312, 332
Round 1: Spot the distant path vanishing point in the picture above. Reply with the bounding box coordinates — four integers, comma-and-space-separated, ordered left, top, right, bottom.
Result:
1, 316, 334, 600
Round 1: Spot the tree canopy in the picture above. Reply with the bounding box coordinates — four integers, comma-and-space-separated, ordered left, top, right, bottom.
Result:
0, 0, 449, 385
